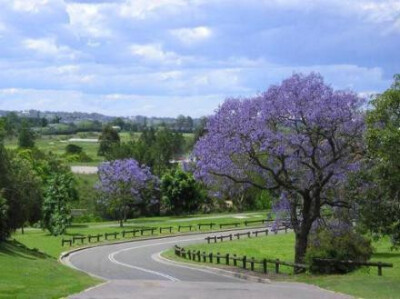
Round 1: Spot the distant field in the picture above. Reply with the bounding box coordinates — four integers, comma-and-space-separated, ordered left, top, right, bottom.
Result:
4, 131, 195, 166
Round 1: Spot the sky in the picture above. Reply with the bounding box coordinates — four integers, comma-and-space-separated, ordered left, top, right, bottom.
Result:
0, 0, 399, 117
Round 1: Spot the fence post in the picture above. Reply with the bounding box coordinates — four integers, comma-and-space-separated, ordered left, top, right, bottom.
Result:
197, 251, 201, 262
209, 252, 213, 263
250, 258, 255, 271
188, 250, 192, 260
266, 229, 269, 236
182, 249, 186, 259
237, 234, 240, 240
248, 232, 251, 238
243, 256, 247, 269
263, 259, 267, 274
217, 252, 220, 264
214, 236, 217, 243
275, 259, 280, 274
233, 254, 237, 266
203, 252, 207, 262
378, 262, 382, 276
226, 253, 230, 265
230, 234, 233, 241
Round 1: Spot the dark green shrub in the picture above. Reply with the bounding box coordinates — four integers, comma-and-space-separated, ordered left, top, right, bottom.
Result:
306, 220, 373, 274
66, 144, 82, 154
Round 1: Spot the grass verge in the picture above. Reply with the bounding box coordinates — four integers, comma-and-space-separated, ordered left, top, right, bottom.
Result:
0, 240, 100, 299
162, 233, 400, 299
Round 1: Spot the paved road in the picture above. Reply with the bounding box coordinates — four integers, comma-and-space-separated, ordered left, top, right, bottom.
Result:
64, 229, 351, 299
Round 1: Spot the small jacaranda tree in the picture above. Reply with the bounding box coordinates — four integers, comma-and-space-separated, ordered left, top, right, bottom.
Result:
194, 73, 365, 270
96, 159, 159, 227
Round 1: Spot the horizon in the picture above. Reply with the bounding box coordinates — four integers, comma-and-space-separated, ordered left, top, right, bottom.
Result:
0, 0, 399, 117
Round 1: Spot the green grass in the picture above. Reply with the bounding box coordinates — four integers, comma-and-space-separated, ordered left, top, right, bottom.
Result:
4, 134, 104, 164
163, 233, 400, 299
0, 240, 100, 299
14, 211, 268, 258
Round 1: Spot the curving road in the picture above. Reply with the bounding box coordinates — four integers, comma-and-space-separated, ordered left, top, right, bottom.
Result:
64, 229, 351, 299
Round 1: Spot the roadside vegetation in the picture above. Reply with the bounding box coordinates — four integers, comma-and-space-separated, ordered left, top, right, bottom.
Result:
0, 240, 99, 299
164, 233, 400, 299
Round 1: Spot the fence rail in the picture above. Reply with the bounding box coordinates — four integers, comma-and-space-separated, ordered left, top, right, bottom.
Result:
313, 258, 393, 276
60, 217, 278, 246
174, 245, 307, 274
205, 227, 289, 244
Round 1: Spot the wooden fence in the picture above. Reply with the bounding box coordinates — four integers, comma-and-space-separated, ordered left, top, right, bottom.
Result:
204, 227, 288, 244
60, 218, 284, 247
313, 258, 393, 276
174, 245, 307, 274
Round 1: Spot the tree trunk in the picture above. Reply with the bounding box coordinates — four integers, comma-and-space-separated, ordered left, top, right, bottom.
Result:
294, 230, 309, 273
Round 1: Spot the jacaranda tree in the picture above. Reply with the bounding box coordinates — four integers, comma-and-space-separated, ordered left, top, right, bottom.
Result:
194, 73, 365, 268
96, 159, 159, 227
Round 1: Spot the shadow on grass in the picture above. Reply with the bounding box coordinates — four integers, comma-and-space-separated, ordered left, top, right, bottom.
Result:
67, 224, 89, 229
373, 252, 400, 259
0, 240, 52, 260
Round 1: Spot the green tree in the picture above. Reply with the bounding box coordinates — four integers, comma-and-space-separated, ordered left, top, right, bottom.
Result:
354, 74, 400, 247
0, 192, 9, 241
161, 169, 205, 215
98, 125, 120, 156
42, 173, 77, 235
7, 154, 43, 233
18, 120, 35, 149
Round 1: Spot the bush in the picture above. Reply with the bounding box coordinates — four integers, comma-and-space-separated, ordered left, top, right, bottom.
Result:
306, 220, 373, 274
66, 144, 82, 154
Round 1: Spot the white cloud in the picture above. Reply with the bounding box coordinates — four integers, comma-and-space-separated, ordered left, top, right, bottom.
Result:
12, 0, 49, 13
23, 38, 78, 60
130, 44, 186, 65
119, 0, 188, 19
170, 26, 212, 45
66, 3, 112, 38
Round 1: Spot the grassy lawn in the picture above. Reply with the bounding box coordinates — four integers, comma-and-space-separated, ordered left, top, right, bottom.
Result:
0, 240, 100, 299
13, 211, 268, 258
163, 233, 400, 299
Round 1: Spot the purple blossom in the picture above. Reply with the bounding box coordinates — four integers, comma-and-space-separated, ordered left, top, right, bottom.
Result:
193, 73, 366, 262
96, 159, 159, 223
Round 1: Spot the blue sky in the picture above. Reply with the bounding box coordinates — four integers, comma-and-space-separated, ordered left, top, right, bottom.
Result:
0, 0, 399, 117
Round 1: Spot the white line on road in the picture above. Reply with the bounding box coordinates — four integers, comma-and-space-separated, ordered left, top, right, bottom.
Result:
107, 237, 204, 282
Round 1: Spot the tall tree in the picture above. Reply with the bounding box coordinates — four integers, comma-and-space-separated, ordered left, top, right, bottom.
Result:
98, 125, 120, 156
352, 74, 400, 247
18, 120, 35, 149
96, 159, 159, 227
194, 73, 365, 268
42, 172, 77, 236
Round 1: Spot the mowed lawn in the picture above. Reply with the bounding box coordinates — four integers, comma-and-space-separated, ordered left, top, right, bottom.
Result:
164, 233, 400, 299
0, 240, 100, 299
13, 211, 268, 258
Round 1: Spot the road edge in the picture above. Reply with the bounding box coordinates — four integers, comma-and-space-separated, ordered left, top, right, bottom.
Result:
154, 250, 272, 284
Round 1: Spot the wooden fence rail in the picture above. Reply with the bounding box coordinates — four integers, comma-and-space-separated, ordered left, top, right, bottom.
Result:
178, 225, 193, 232
198, 223, 216, 230
205, 229, 271, 243
60, 218, 271, 246
160, 226, 173, 234
174, 245, 307, 274
313, 258, 393, 276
